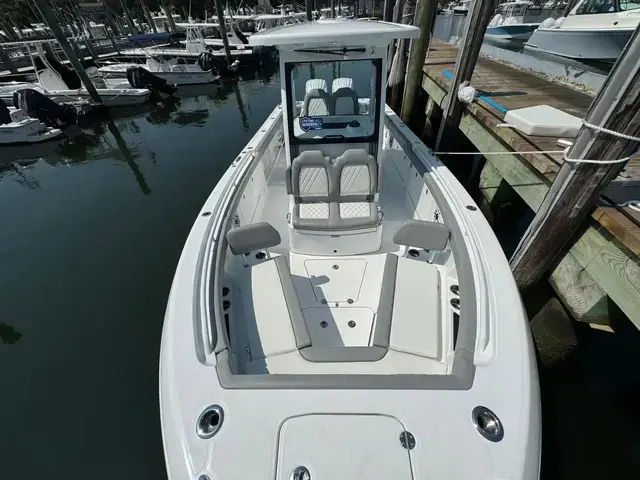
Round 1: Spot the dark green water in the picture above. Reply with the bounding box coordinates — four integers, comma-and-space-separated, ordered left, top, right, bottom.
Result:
1, 66, 638, 479
0, 72, 280, 479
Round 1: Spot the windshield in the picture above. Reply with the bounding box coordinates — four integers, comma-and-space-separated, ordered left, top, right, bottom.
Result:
285, 59, 381, 144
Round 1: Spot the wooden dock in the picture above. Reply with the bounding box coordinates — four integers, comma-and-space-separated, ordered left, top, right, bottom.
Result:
420, 39, 640, 330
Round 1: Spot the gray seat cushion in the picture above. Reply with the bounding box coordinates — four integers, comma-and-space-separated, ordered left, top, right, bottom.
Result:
393, 220, 450, 251
227, 222, 281, 255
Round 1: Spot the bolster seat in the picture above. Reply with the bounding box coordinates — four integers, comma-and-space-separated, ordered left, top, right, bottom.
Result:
289, 148, 381, 232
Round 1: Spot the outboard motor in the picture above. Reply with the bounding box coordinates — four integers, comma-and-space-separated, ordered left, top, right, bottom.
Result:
0, 101, 11, 125
126, 66, 177, 96
197, 52, 217, 72
12, 89, 77, 128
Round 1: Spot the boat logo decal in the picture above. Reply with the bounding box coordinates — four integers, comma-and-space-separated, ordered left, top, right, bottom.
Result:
299, 116, 323, 132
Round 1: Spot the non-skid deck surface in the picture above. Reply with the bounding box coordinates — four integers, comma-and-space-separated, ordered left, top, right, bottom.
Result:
422, 39, 640, 256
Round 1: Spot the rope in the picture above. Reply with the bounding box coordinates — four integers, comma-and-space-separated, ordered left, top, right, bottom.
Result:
618, 200, 640, 213
434, 147, 638, 165
583, 120, 640, 143
434, 150, 566, 156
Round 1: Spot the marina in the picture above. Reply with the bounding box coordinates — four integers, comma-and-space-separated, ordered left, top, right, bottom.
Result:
1, 1, 639, 480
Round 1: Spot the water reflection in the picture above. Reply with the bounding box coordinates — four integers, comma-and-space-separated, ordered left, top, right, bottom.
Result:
233, 81, 250, 132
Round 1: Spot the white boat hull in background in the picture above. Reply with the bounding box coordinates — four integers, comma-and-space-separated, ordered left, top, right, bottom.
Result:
525, 27, 634, 62
0, 82, 151, 108
99, 63, 219, 85
0, 108, 63, 145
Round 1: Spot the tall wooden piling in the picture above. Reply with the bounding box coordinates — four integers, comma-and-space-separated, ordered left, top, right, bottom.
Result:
400, 0, 437, 124
306, 0, 313, 21
382, 0, 395, 21
389, 0, 416, 112
331, 0, 336, 17
33, 0, 102, 104
387, 0, 403, 74
510, 27, 640, 288
434, 0, 495, 150
214, 0, 233, 68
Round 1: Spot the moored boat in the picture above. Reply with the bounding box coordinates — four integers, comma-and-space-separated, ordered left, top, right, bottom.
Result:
525, 0, 639, 63
160, 19, 541, 480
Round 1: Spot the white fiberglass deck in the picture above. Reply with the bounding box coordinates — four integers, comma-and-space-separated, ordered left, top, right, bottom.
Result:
223, 141, 455, 376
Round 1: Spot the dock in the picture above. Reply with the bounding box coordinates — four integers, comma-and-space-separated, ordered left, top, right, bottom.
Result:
420, 39, 640, 330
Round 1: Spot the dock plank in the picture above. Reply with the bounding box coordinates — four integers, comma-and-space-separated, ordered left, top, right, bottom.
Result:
421, 39, 640, 327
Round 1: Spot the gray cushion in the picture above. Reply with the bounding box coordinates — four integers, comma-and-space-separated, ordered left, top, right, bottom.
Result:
302, 88, 332, 116
274, 256, 311, 349
335, 149, 378, 201
291, 150, 331, 201
332, 87, 359, 115
393, 220, 450, 251
227, 222, 281, 255
372, 254, 398, 349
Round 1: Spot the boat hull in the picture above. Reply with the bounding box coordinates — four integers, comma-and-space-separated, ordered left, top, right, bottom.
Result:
485, 23, 539, 45
525, 27, 634, 62
100, 65, 219, 86
159, 105, 541, 480
0, 86, 151, 108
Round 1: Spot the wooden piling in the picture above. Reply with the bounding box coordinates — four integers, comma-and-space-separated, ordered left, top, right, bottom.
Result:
214, 0, 233, 68
331, 0, 336, 17
33, 0, 102, 104
510, 27, 640, 288
382, 0, 395, 21
434, 0, 495, 150
306, 0, 313, 21
389, 0, 416, 112
400, 0, 437, 124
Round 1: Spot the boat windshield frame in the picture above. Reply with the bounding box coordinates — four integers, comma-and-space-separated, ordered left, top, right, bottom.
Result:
283, 57, 383, 146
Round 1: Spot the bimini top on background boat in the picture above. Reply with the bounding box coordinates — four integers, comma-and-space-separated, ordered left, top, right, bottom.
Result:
160, 19, 540, 480
525, 0, 640, 63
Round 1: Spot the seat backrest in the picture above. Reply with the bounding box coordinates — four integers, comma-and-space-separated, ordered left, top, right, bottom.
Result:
332, 87, 359, 115
306, 79, 328, 93
335, 149, 378, 201
302, 88, 332, 116
331, 77, 353, 92
289, 150, 331, 202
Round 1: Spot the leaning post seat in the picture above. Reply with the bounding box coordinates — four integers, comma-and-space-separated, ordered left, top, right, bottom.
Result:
302, 79, 332, 117
331, 77, 358, 115
288, 149, 383, 255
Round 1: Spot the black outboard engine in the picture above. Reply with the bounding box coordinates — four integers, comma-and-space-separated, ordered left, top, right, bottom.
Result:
126, 66, 177, 96
13, 89, 77, 128
0, 101, 11, 125
197, 52, 217, 73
